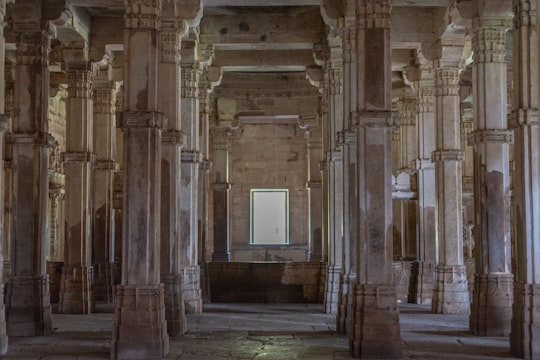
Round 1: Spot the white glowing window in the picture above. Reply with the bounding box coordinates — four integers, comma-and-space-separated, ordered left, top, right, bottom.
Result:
250, 189, 289, 245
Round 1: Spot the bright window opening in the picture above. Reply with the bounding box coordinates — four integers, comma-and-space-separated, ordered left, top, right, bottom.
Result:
250, 189, 289, 245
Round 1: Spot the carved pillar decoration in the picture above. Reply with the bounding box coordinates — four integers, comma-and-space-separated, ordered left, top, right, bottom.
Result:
469, 15, 513, 337
92, 79, 119, 305
180, 42, 204, 313
431, 55, 470, 315
159, 22, 187, 335
509, 0, 540, 357
48, 139, 65, 263
306, 127, 323, 262
336, 22, 357, 336
111, 0, 169, 358
211, 127, 231, 262
0, 0, 8, 351
413, 66, 437, 305
323, 35, 344, 315
350, 1, 402, 358
6, 11, 53, 337
58, 64, 96, 315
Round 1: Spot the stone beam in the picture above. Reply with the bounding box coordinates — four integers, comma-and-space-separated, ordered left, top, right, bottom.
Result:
213, 49, 316, 67
200, 12, 324, 46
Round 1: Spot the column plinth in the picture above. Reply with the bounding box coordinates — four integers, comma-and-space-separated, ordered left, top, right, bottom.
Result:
432, 265, 470, 314
58, 265, 93, 314
182, 265, 202, 314
161, 273, 186, 337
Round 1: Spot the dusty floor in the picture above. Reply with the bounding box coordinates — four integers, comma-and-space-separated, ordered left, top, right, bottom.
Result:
2, 303, 517, 359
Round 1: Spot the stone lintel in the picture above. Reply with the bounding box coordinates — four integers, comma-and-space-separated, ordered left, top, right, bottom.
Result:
94, 159, 119, 171
212, 182, 231, 191
11, 132, 55, 147
62, 151, 96, 163
117, 111, 167, 130
181, 150, 203, 163
162, 130, 185, 146
469, 129, 514, 145
432, 149, 464, 162
509, 108, 539, 127
353, 111, 398, 128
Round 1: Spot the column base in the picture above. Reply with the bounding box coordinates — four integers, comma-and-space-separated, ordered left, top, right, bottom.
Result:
412, 261, 434, 305
336, 273, 352, 334
432, 265, 470, 315
94, 263, 116, 304
0, 284, 8, 355
6, 275, 52, 336
393, 261, 413, 304
111, 284, 169, 360
325, 265, 341, 314
510, 282, 540, 359
470, 273, 513, 336
162, 273, 187, 337
58, 265, 93, 314
350, 284, 402, 359
182, 266, 202, 314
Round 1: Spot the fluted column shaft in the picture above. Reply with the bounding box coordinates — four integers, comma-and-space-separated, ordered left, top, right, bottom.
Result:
469, 15, 513, 336
111, 1, 169, 358
6, 17, 53, 336
509, 1, 540, 357
59, 66, 95, 314
431, 61, 470, 315
350, 1, 402, 358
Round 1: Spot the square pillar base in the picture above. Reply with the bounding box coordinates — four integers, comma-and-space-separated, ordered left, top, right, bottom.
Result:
432, 265, 470, 315
59, 266, 94, 314
510, 283, 540, 359
162, 273, 187, 337
325, 265, 341, 314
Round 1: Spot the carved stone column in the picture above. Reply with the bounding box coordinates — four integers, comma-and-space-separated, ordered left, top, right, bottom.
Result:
431, 52, 470, 315
509, 0, 540, 357
469, 15, 513, 337
59, 64, 95, 314
336, 23, 357, 335
180, 42, 203, 313
413, 66, 437, 305
6, 13, 53, 336
111, 1, 169, 358
323, 37, 344, 314
92, 79, 119, 305
159, 21, 187, 335
211, 127, 231, 262
350, 1, 402, 357
306, 127, 323, 262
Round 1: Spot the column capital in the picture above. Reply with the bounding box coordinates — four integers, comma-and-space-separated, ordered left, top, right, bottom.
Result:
93, 159, 119, 171
513, 0, 536, 29
472, 17, 512, 64
417, 86, 435, 113
12, 132, 55, 147
469, 129, 514, 144
62, 151, 97, 163
434, 66, 461, 96
356, 0, 391, 29
181, 62, 202, 98
337, 129, 356, 146
93, 83, 117, 114
124, 0, 162, 30
117, 111, 167, 130
509, 108, 539, 127
432, 149, 464, 162
67, 67, 94, 99
398, 97, 417, 126
353, 111, 398, 128
181, 150, 203, 163
160, 30, 183, 65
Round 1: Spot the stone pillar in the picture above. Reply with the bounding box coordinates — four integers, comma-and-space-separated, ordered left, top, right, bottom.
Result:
431, 52, 470, 315
59, 63, 95, 314
324, 37, 344, 315
306, 128, 323, 262
509, 0, 540, 357
0, 1, 8, 351
350, 1, 402, 358
111, 1, 169, 358
469, 15, 513, 337
397, 95, 417, 260
413, 67, 437, 305
180, 43, 203, 313
159, 21, 187, 335
6, 12, 53, 336
92, 79, 119, 305
336, 23, 357, 335
211, 127, 231, 262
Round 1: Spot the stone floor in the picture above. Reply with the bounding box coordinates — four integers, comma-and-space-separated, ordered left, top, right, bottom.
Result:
2, 303, 518, 359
